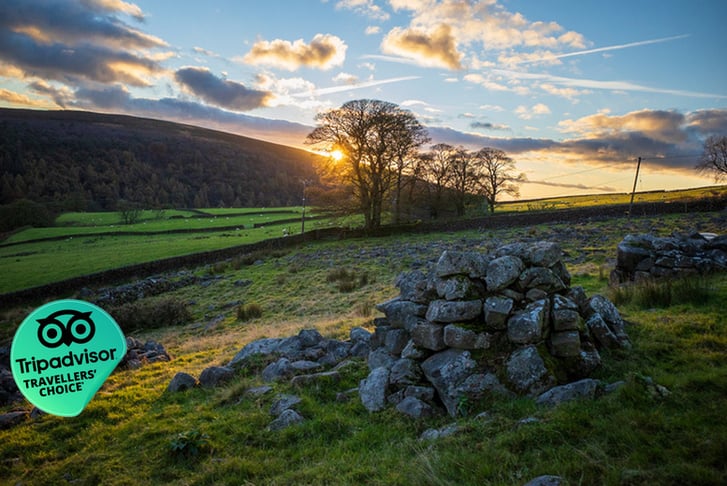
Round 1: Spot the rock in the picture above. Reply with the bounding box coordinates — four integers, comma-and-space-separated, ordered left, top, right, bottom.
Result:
384, 329, 410, 355
245, 385, 273, 397
517, 267, 566, 293
435, 250, 489, 278
586, 313, 620, 349
228, 338, 283, 367
523, 475, 564, 486
404, 385, 436, 402
389, 359, 422, 386
435, 275, 484, 300
483, 295, 514, 330
298, 328, 324, 348
420, 423, 461, 441
507, 299, 548, 344
401, 340, 428, 360
376, 298, 427, 328
536, 378, 601, 407
426, 299, 482, 323
0, 411, 28, 429
410, 322, 446, 351
485, 255, 524, 291
526, 241, 563, 267
421, 349, 477, 417
548, 331, 581, 357
290, 360, 322, 373
359, 367, 390, 412
350, 327, 372, 344
505, 345, 555, 396
367, 347, 397, 370
166, 372, 197, 392
198, 366, 234, 388
270, 394, 302, 416
267, 409, 304, 431
443, 324, 493, 350
262, 358, 293, 382
396, 396, 434, 419
551, 295, 581, 331
395, 270, 435, 303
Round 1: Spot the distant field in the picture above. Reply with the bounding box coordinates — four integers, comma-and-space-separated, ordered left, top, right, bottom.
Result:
0, 207, 331, 293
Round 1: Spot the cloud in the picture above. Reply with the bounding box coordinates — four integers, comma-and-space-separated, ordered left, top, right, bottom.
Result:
289, 75, 420, 97
0, 87, 51, 108
81, 0, 145, 21
516, 103, 551, 120
335, 0, 390, 21
174, 67, 272, 111
382, 24, 463, 69
242, 34, 347, 71
470, 121, 510, 131
0, 0, 166, 86
494, 69, 727, 99
558, 109, 686, 143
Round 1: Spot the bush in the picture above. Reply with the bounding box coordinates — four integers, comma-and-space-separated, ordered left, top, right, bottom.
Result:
109, 296, 191, 333
0, 199, 54, 232
169, 429, 210, 459
326, 267, 369, 293
237, 302, 263, 321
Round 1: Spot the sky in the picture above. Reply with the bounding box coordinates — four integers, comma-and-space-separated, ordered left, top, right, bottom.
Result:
1, 0, 726, 200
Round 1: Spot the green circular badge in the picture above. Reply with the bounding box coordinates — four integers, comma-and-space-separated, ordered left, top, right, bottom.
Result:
10, 299, 127, 417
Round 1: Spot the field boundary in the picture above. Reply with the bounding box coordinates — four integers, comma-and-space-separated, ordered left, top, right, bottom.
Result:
1, 197, 725, 310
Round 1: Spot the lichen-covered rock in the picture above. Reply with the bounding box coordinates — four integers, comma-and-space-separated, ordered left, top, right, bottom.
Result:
359, 367, 390, 412
421, 349, 478, 417
426, 299, 482, 323
485, 255, 524, 291
506, 345, 555, 396
507, 299, 548, 344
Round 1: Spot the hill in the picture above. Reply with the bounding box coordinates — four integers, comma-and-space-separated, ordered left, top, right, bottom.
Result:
0, 108, 321, 212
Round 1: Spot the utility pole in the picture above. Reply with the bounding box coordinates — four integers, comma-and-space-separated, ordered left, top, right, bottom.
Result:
300, 179, 309, 235
628, 156, 642, 219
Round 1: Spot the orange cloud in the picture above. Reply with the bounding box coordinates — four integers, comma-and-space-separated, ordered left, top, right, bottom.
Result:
242, 34, 347, 71
381, 24, 463, 70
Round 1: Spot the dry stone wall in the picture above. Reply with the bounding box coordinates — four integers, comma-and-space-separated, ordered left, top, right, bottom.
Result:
363, 241, 630, 417
611, 232, 727, 284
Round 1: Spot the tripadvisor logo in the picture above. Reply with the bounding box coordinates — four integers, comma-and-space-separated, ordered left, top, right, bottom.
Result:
11, 300, 127, 417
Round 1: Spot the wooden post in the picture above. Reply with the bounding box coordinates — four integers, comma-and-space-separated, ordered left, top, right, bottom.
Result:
628, 156, 642, 218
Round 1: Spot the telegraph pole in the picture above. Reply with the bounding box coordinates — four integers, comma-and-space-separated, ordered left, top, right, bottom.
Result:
628, 156, 642, 219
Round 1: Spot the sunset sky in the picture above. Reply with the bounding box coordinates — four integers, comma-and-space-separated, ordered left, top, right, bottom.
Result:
1, 0, 726, 200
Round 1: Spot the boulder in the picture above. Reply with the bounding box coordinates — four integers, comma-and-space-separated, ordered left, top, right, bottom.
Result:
421, 349, 478, 417
426, 299, 482, 323
198, 366, 235, 388
485, 255, 524, 291
166, 372, 197, 392
505, 345, 555, 396
359, 367, 390, 412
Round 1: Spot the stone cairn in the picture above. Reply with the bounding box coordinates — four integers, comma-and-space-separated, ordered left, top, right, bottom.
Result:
610, 232, 727, 284
362, 241, 631, 417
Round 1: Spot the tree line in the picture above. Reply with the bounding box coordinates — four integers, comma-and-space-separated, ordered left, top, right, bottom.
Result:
306, 99, 525, 230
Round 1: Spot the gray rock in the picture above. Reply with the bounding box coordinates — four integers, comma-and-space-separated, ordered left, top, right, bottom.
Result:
404, 385, 436, 402
536, 378, 601, 407
549, 331, 581, 357
523, 475, 563, 486
411, 321, 446, 351
443, 324, 492, 350
166, 372, 197, 392
262, 358, 293, 382
350, 326, 372, 344
228, 338, 283, 367
395, 270, 435, 303
525, 241, 563, 267
395, 396, 434, 419
435, 275, 483, 300
245, 385, 273, 397
359, 367, 390, 412
485, 255, 524, 291
551, 295, 581, 331
421, 349, 477, 417
298, 328, 324, 348
389, 358, 422, 386
198, 366, 234, 388
401, 339, 428, 360
420, 423, 461, 441
455, 372, 512, 399
435, 250, 489, 278
588, 295, 629, 347
376, 298, 427, 328
506, 345, 555, 396
367, 347, 397, 371
586, 313, 620, 349
507, 299, 548, 344
290, 360, 322, 372
426, 299, 482, 323
267, 409, 305, 431
518, 267, 565, 293
0, 411, 28, 429
484, 295, 514, 330
270, 394, 302, 416
319, 339, 353, 366
384, 328, 410, 355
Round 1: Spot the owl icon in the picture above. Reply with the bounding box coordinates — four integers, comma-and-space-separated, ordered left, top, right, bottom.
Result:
36, 309, 96, 348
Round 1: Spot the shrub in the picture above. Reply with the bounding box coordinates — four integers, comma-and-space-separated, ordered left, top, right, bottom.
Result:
169, 429, 210, 459
326, 267, 369, 293
237, 302, 263, 321
109, 296, 191, 333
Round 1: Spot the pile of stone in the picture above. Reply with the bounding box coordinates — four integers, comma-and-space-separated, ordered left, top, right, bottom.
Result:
361, 241, 630, 417
119, 337, 171, 369
610, 232, 727, 284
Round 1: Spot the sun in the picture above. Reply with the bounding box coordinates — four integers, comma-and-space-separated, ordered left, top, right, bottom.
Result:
330, 149, 344, 161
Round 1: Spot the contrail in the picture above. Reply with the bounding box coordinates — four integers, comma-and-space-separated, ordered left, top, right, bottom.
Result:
515, 34, 691, 65
292, 76, 420, 97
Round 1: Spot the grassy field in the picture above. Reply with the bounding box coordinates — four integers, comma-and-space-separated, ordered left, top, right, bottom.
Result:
0, 208, 338, 293
1, 209, 726, 485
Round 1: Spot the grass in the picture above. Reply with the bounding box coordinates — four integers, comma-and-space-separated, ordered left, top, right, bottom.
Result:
1, 207, 726, 484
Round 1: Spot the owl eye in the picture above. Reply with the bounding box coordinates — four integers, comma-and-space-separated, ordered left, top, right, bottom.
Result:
68, 313, 95, 344
38, 319, 65, 348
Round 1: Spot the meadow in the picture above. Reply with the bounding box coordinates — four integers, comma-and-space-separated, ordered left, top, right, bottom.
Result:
1, 205, 726, 485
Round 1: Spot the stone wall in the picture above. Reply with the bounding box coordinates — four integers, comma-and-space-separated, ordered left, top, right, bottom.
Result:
362, 241, 630, 417
610, 232, 727, 284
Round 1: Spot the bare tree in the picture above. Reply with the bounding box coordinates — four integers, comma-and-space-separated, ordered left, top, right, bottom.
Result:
696, 135, 727, 181
305, 99, 427, 230
420, 143, 456, 218
448, 146, 478, 216
472, 147, 524, 213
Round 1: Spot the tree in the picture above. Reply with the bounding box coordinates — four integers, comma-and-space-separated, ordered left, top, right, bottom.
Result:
305, 99, 428, 230
472, 147, 524, 213
696, 135, 727, 181
419, 144, 456, 218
